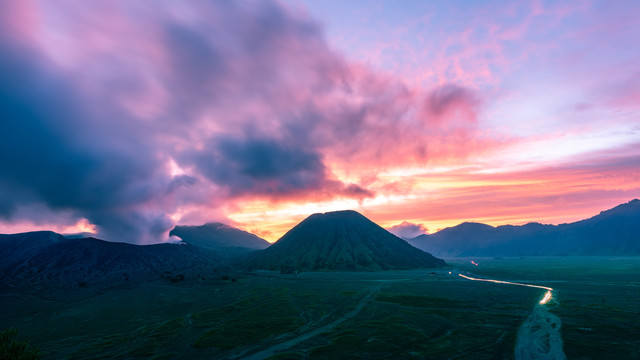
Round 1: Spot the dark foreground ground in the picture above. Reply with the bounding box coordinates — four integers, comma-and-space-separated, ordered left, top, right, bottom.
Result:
2, 257, 639, 359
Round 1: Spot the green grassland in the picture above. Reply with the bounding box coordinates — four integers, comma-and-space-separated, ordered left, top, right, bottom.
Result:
449, 257, 640, 359
2, 257, 639, 359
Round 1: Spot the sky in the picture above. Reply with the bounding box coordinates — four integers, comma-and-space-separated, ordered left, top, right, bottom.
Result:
0, 0, 639, 243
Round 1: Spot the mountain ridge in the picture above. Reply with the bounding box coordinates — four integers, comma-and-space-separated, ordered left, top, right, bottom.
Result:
0, 231, 223, 294
408, 199, 640, 257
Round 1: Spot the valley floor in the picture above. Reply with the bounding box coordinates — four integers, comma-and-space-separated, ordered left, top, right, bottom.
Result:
2, 257, 639, 359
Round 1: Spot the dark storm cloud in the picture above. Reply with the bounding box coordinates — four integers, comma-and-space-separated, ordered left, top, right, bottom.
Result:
192, 136, 325, 195
0, 36, 174, 243
189, 136, 372, 199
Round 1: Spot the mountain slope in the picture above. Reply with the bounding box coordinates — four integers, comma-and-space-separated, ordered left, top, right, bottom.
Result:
0, 231, 65, 262
170, 223, 269, 258
408, 199, 640, 257
0, 232, 221, 293
245, 210, 445, 271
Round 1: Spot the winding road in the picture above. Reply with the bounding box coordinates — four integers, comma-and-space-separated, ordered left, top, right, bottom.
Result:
228, 272, 564, 359
458, 273, 566, 360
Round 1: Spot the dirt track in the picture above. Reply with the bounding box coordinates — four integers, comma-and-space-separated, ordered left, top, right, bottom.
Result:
234, 286, 380, 360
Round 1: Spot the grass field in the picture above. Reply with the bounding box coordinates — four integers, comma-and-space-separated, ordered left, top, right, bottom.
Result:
2, 257, 639, 359
449, 257, 640, 359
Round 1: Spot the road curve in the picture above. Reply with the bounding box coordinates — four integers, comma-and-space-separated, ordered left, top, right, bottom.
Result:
458, 272, 566, 360
458, 274, 553, 291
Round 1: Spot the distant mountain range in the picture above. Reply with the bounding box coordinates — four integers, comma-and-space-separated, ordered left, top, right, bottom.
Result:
3, 200, 638, 292
408, 199, 640, 257
170, 222, 269, 257
244, 210, 445, 271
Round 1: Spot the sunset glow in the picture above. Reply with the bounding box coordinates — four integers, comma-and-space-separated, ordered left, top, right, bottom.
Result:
0, 1, 639, 243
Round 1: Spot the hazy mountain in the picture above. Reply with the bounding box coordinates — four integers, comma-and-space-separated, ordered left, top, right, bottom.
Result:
244, 210, 445, 271
408, 199, 640, 257
0, 232, 222, 293
170, 223, 269, 258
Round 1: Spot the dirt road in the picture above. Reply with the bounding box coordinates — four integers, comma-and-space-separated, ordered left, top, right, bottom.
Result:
232, 286, 380, 360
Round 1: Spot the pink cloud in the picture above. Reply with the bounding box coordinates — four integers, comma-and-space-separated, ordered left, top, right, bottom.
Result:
387, 221, 429, 239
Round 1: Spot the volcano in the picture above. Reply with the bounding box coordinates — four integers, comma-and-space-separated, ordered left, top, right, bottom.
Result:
245, 210, 445, 271
170, 222, 269, 258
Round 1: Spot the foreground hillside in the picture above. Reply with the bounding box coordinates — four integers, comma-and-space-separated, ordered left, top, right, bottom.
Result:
244, 210, 445, 271
409, 199, 640, 257
0, 231, 222, 293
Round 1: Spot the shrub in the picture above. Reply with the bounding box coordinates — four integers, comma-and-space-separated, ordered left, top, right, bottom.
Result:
0, 328, 40, 360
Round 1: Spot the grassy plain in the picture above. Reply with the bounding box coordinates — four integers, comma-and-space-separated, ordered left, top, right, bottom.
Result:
1, 257, 638, 359
449, 257, 640, 359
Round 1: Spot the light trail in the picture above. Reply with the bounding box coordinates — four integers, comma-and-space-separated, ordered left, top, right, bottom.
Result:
458, 274, 553, 291
456, 272, 563, 358
539, 290, 552, 305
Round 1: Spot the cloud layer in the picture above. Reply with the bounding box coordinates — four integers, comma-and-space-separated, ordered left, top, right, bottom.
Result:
1, 1, 638, 243
0, 1, 491, 243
